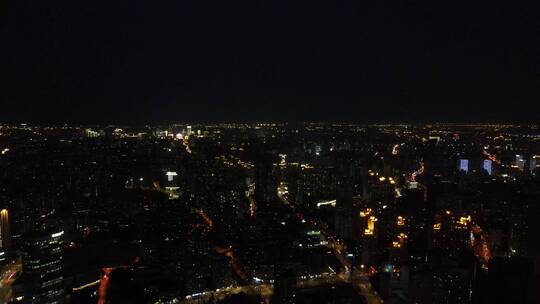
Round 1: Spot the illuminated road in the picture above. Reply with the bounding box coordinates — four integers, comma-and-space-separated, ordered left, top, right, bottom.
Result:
327, 237, 383, 304
194, 208, 213, 235
303, 218, 383, 304
245, 190, 257, 219
483, 150, 501, 165
0, 261, 22, 304
214, 246, 249, 283
351, 270, 383, 304
181, 273, 340, 304
97, 267, 114, 304
471, 223, 491, 270
411, 161, 424, 182
182, 284, 272, 304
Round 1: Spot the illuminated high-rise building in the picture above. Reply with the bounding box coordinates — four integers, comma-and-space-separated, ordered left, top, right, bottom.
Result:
530, 156, 539, 173
483, 160, 493, 175
515, 155, 525, 171
0, 209, 10, 250
459, 159, 469, 173
21, 229, 66, 304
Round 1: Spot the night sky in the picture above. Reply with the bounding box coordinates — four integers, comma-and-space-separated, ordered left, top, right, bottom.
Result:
1, 0, 538, 124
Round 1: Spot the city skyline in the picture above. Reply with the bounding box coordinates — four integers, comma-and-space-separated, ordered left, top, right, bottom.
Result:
0, 123, 539, 303
1, 1, 539, 303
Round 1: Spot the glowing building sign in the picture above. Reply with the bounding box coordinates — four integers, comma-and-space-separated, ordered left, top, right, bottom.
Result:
51, 231, 64, 238
166, 171, 178, 182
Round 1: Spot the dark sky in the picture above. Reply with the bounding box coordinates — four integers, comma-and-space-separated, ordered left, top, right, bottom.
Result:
1, 0, 538, 124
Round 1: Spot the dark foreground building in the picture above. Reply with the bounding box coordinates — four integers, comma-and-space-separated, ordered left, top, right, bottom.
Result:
20, 229, 65, 304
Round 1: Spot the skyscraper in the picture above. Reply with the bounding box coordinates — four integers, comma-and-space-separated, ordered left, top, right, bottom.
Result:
334, 163, 356, 241
254, 153, 278, 205
515, 155, 525, 171
530, 156, 539, 173
482, 160, 492, 175
459, 159, 469, 173
21, 229, 65, 304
